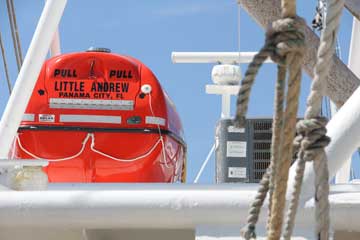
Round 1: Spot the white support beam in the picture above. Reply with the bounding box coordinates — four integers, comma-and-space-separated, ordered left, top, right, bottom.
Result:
0, 184, 359, 232
0, 160, 48, 168
171, 52, 272, 64
288, 86, 360, 201
0, 0, 67, 158
348, 18, 360, 78
50, 29, 61, 57
335, 17, 360, 183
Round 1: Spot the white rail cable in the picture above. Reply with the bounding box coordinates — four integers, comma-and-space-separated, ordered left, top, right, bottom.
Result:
15, 92, 173, 164
90, 134, 163, 162
193, 143, 215, 183
148, 92, 172, 168
16, 133, 166, 163
16, 133, 91, 162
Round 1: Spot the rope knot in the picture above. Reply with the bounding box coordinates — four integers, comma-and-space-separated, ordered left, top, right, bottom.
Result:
293, 117, 330, 162
240, 224, 256, 240
265, 17, 306, 64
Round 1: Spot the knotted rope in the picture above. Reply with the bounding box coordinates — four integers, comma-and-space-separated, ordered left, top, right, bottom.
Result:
283, 118, 330, 240
236, 0, 344, 238
282, 0, 344, 239
235, 15, 306, 240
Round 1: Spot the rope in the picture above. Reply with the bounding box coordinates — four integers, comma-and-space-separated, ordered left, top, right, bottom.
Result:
267, 20, 304, 240
267, 64, 286, 230
235, 13, 305, 239
283, 118, 330, 239
240, 168, 270, 240
240, 65, 286, 239
283, 1, 344, 239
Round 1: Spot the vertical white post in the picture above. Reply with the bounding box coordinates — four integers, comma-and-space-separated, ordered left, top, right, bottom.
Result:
221, 94, 231, 118
0, 0, 67, 158
348, 18, 360, 77
333, 93, 351, 183
50, 29, 61, 57
333, 100, 351, 184
335, 17, 360, 183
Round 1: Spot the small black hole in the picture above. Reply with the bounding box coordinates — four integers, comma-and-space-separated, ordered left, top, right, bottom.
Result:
139, 93, 146, 99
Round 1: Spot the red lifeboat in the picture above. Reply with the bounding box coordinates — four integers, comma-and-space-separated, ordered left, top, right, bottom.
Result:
13, 48, 186, 183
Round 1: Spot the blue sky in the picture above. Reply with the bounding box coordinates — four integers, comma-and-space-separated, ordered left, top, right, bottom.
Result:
0, 0, 356, 182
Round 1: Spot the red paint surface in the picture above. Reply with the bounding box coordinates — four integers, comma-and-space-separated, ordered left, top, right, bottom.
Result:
13, 51, 186, 183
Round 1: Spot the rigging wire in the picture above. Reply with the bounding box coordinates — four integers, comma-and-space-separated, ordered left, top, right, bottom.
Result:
193, 144, 215, 183
10, 0, 22, 64
237, 2, 241, 67
6, 0, 23, 71
0, 26, 12, 94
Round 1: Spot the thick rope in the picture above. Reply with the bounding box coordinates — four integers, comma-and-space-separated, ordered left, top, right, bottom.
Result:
283, 118, 330, 240
281, 0, 296, 18
268, 39, 304, 240
235, 15, 305, 239
282, 1, 344, 239
240, 65, 286, 239
237, 0, 342, 238
267, 65, 286, 229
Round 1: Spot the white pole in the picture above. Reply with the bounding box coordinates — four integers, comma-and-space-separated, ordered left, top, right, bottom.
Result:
348, 18, 360, 78
333, 96, 352, 184
335, 17, 360, 183
221, 94, 231, 118
0, 185, 358, 232
0, 0, 67, 158
50, 29, 61, 57
171, 52, 272, 64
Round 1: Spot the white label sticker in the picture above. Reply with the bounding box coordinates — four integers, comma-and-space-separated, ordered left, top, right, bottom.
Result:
227, 126, 245, 133
226, 141, 247, 157
228, 167, 247, 178
39, 114, 55, 123
22, 113, 35, 122
145, 116, 166, 126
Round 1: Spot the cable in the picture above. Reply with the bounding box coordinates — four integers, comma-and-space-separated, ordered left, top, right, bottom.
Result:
17, 133, 91, 162
193, 143, 216, 183
17, 132, 165, 163
10, 0, 23, 64
0, 27, 12, 93
90, 134, 163, 162
148, 92, 172, 168
237, 3, 241, 67
16, 91, 172, 165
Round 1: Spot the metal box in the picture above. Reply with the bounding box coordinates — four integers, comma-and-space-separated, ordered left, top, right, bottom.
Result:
216, 118, 288, 183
